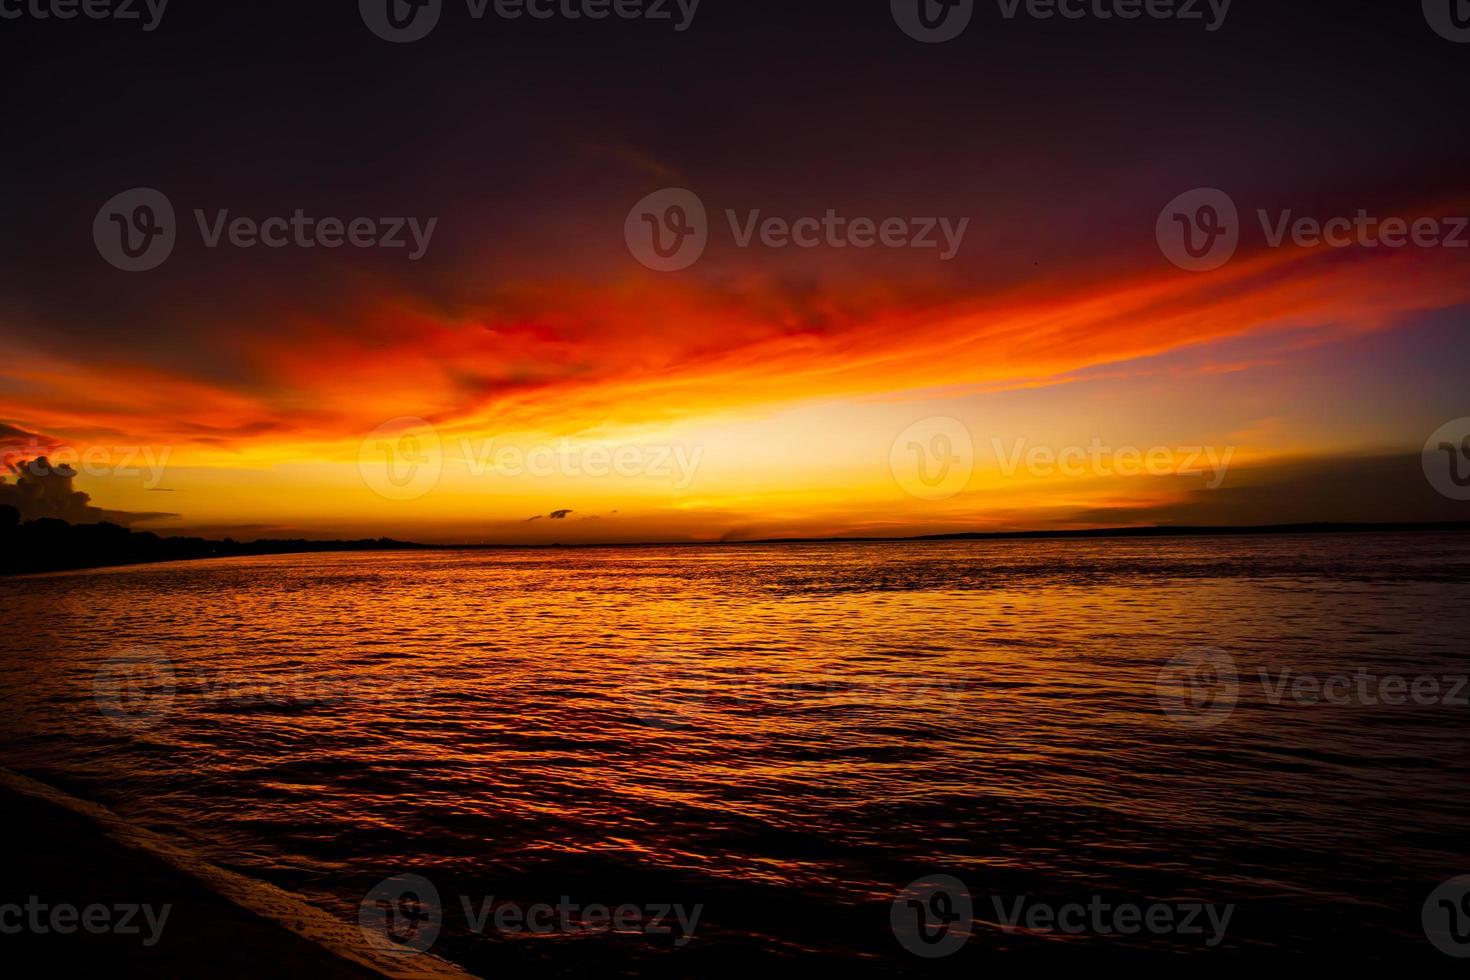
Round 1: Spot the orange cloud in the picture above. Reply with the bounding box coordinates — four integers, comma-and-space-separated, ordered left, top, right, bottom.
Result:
5, 236, 1469, 468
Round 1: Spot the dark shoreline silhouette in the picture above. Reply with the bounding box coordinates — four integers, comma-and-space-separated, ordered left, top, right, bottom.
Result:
0, 508, 431, 577
747, 521, 1470, 545
3, 505, 1468, 577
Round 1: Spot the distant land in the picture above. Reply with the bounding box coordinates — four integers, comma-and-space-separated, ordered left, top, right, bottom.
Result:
3, 506, 1469, 576
0, 509, 430, 577
750, 521, 1470, 544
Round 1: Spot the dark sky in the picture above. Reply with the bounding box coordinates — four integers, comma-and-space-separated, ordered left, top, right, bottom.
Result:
4, 2, 1465, 316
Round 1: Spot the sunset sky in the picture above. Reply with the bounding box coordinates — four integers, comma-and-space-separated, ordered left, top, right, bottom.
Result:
2, 2, 1467, 543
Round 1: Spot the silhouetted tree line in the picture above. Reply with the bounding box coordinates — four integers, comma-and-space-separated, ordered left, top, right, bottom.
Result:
0, 507, 427, 576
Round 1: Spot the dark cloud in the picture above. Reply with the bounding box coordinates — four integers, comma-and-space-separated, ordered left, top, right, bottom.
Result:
0, 422, 44, 441
1067, 454, 1470, 527
0, 457, 176, 526
522, 510, 575, 523
0, 422, 57, 462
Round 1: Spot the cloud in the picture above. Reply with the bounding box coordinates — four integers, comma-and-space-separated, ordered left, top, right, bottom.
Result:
520, 509, 575, 524
0, 457, 176, 526
1062, 453, 1470, 527
5, 234, 1467, 469
0, 422, 43, 441
0, 422, 57, 463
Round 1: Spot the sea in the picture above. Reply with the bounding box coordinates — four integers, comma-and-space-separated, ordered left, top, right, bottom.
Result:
2, 533, 1468, 973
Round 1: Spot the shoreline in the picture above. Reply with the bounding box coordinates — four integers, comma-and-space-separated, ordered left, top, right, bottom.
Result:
3, 520, 1468, 578
0, 767, 475, 979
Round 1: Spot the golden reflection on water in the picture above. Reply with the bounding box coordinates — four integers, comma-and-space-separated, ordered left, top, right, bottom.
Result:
1, 535, 1468, 969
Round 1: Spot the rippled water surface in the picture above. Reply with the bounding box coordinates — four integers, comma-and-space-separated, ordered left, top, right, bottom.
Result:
2, 535, 1469, 972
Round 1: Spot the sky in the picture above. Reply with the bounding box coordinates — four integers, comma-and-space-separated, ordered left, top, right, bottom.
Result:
2, 1, 1468, 543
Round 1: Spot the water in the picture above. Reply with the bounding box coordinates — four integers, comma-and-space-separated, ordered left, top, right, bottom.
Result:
1, 534, 1468, 972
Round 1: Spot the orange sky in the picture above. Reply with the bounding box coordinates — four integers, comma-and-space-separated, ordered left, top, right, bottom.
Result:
4, 222, 1469, 543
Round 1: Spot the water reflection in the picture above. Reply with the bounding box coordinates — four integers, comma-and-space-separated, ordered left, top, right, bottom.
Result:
1, 535, 1468, 972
